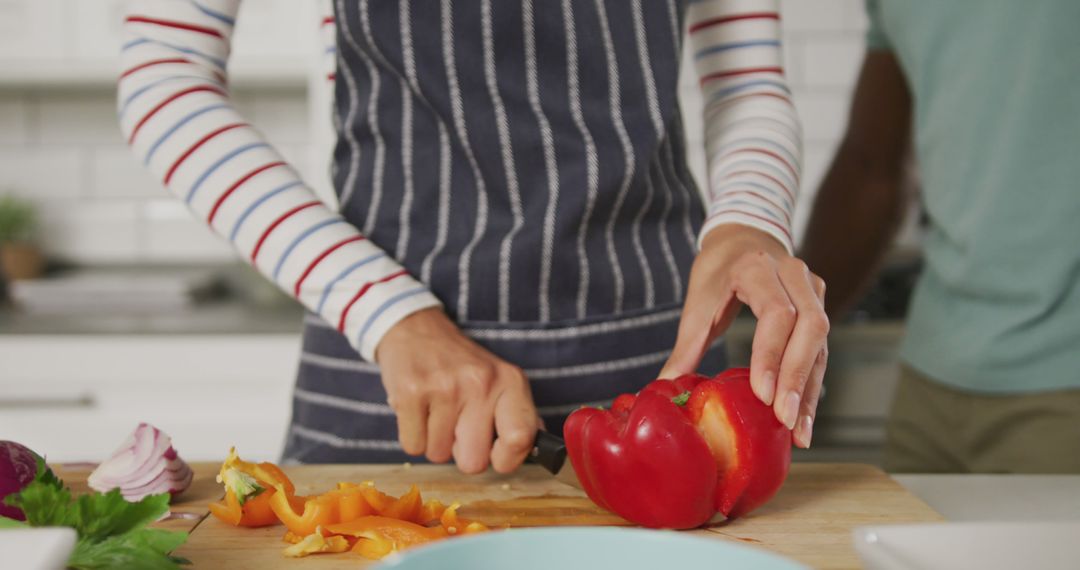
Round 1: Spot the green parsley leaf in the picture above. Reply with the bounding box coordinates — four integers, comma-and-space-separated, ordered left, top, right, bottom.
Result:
34, 455, 64, 489
67, 529, 189, 570
69, 489, 171, 541
5, 479, 73, 528
4, 474, 187, 569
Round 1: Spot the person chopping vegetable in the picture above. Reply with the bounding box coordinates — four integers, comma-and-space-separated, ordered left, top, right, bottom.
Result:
119, 0, 827, 472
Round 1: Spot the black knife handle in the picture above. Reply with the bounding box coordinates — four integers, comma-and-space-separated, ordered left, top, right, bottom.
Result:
528, 430, 567, 475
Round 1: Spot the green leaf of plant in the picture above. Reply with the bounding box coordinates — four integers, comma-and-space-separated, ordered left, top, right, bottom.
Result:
70, 490, 171, 541
34, 455, 64, 489
67, 529, 189, 570
5, 480, 73, 528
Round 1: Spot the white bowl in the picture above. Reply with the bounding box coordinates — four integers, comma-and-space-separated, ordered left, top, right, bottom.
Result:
854, 521, 1080, 570
0, 527, 77, 570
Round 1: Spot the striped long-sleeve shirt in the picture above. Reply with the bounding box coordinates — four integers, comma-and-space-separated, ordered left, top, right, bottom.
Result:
118, 0, 800, 362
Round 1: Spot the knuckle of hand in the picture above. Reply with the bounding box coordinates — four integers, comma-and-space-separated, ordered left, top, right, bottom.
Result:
771, 301, 797, 321
785, 257, 809, 274
403, 382, 426, 400
499, 428, 535, 451
808, 312, 831, 336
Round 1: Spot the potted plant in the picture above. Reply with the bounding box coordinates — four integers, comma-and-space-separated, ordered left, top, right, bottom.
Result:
0, 194, 43, 280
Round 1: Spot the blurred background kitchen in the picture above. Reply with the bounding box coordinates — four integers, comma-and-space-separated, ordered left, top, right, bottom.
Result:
0, 0, 922, 464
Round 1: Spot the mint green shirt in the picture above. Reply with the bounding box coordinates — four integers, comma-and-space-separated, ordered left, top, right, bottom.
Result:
866, 0, 1080, 393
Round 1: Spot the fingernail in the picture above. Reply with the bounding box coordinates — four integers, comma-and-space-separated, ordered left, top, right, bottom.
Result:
796, 415, 813, 448
757, 371, 776, 406
782, 391, 800, 430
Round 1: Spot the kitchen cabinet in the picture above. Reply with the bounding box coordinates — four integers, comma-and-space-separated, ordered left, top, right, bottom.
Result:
0, 334, 300, 462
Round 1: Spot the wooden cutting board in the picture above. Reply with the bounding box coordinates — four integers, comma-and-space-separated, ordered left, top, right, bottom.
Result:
146, 462, 941, 569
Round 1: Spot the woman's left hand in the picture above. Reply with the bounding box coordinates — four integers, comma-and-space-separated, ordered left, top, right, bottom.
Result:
659, 224, 829, 449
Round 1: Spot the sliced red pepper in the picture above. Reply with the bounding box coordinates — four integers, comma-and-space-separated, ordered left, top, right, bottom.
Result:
565, 367, 791, 528
564, 389, 718, 529
685, 368, 791, 519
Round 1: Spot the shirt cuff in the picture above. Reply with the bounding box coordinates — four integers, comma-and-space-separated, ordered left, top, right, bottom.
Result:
697, 212, 795, 255
355, 288, 443, 363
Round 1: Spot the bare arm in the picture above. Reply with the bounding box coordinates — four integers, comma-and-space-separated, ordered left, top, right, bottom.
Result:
800, 51, 914, 319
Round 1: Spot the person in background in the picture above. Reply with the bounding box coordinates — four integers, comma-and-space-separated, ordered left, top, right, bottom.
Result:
801, 0, 1080, 473
119, 0, 828, 471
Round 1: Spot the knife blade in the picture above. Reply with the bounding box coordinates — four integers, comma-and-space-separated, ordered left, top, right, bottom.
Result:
528, 430, 582, 490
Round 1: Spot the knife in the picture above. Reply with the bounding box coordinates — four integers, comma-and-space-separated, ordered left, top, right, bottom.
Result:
527, 430, 582, 490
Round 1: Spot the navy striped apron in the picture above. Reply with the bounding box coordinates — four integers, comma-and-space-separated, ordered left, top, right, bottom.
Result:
283, 0, 726, 463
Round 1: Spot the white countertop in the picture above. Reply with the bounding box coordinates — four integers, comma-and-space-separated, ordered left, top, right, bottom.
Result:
894, 474, 1080, 521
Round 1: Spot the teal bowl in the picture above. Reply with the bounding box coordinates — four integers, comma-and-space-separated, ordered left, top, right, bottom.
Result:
374, 527, 807, 570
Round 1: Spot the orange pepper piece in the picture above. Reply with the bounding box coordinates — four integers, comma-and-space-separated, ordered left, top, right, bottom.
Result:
209, 448, 296, 528
208, 483, 281, 528
327, 516, 449, 560
439, 503, 489, 535
380, 485, 423, 523
283, 529, 351, 558
270, 486, 341, 537
418, 499, 447, 525
282, 530, 304, 544
339, 489, 376, 522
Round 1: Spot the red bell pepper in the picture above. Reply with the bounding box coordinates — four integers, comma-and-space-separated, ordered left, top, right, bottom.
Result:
564, 367, 791, 528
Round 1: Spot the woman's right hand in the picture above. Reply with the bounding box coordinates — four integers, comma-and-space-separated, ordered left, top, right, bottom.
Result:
375, 308, 541, 474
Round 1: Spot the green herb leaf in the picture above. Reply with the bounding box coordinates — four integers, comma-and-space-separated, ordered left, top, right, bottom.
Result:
34, 455, 64, 489
6, 479, 73, 528
671, 391, 691, 407
69, 490, 171, 541
67, 529, 189, 570
5, 474, 187, 569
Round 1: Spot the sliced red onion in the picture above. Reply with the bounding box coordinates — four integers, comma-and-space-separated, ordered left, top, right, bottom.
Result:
88, 423, 192, 502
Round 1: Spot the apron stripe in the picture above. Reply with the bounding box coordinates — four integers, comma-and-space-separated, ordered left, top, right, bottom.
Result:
524, 0, 561, 324
650, 157, 683, 299
562, 0, 602, 320
443, 0, 490, 322
291, 425, 402, 451
299, 344, 695, 381
481, 0, 526, 324
333, 0, 363, 211
345, 0, 387, 223
304, 307, 684, 341
594, 0, 636, 315
394, 1, 414, 262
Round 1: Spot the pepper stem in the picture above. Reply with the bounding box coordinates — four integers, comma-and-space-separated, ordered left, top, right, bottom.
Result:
671, 391, 691, 407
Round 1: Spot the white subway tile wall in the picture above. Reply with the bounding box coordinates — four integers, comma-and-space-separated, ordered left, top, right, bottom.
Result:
0, 0, 868, 264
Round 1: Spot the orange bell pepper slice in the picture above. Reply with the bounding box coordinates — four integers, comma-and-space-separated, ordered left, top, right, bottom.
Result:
418, 499, 447, 525
208, 487, 281, 527
326, 516, 448, 560
380, 485, 423, 523
209, 448, 296, 528
270, 486, 378, 537
282, 528, 352, 558
439, 503, 489, 535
